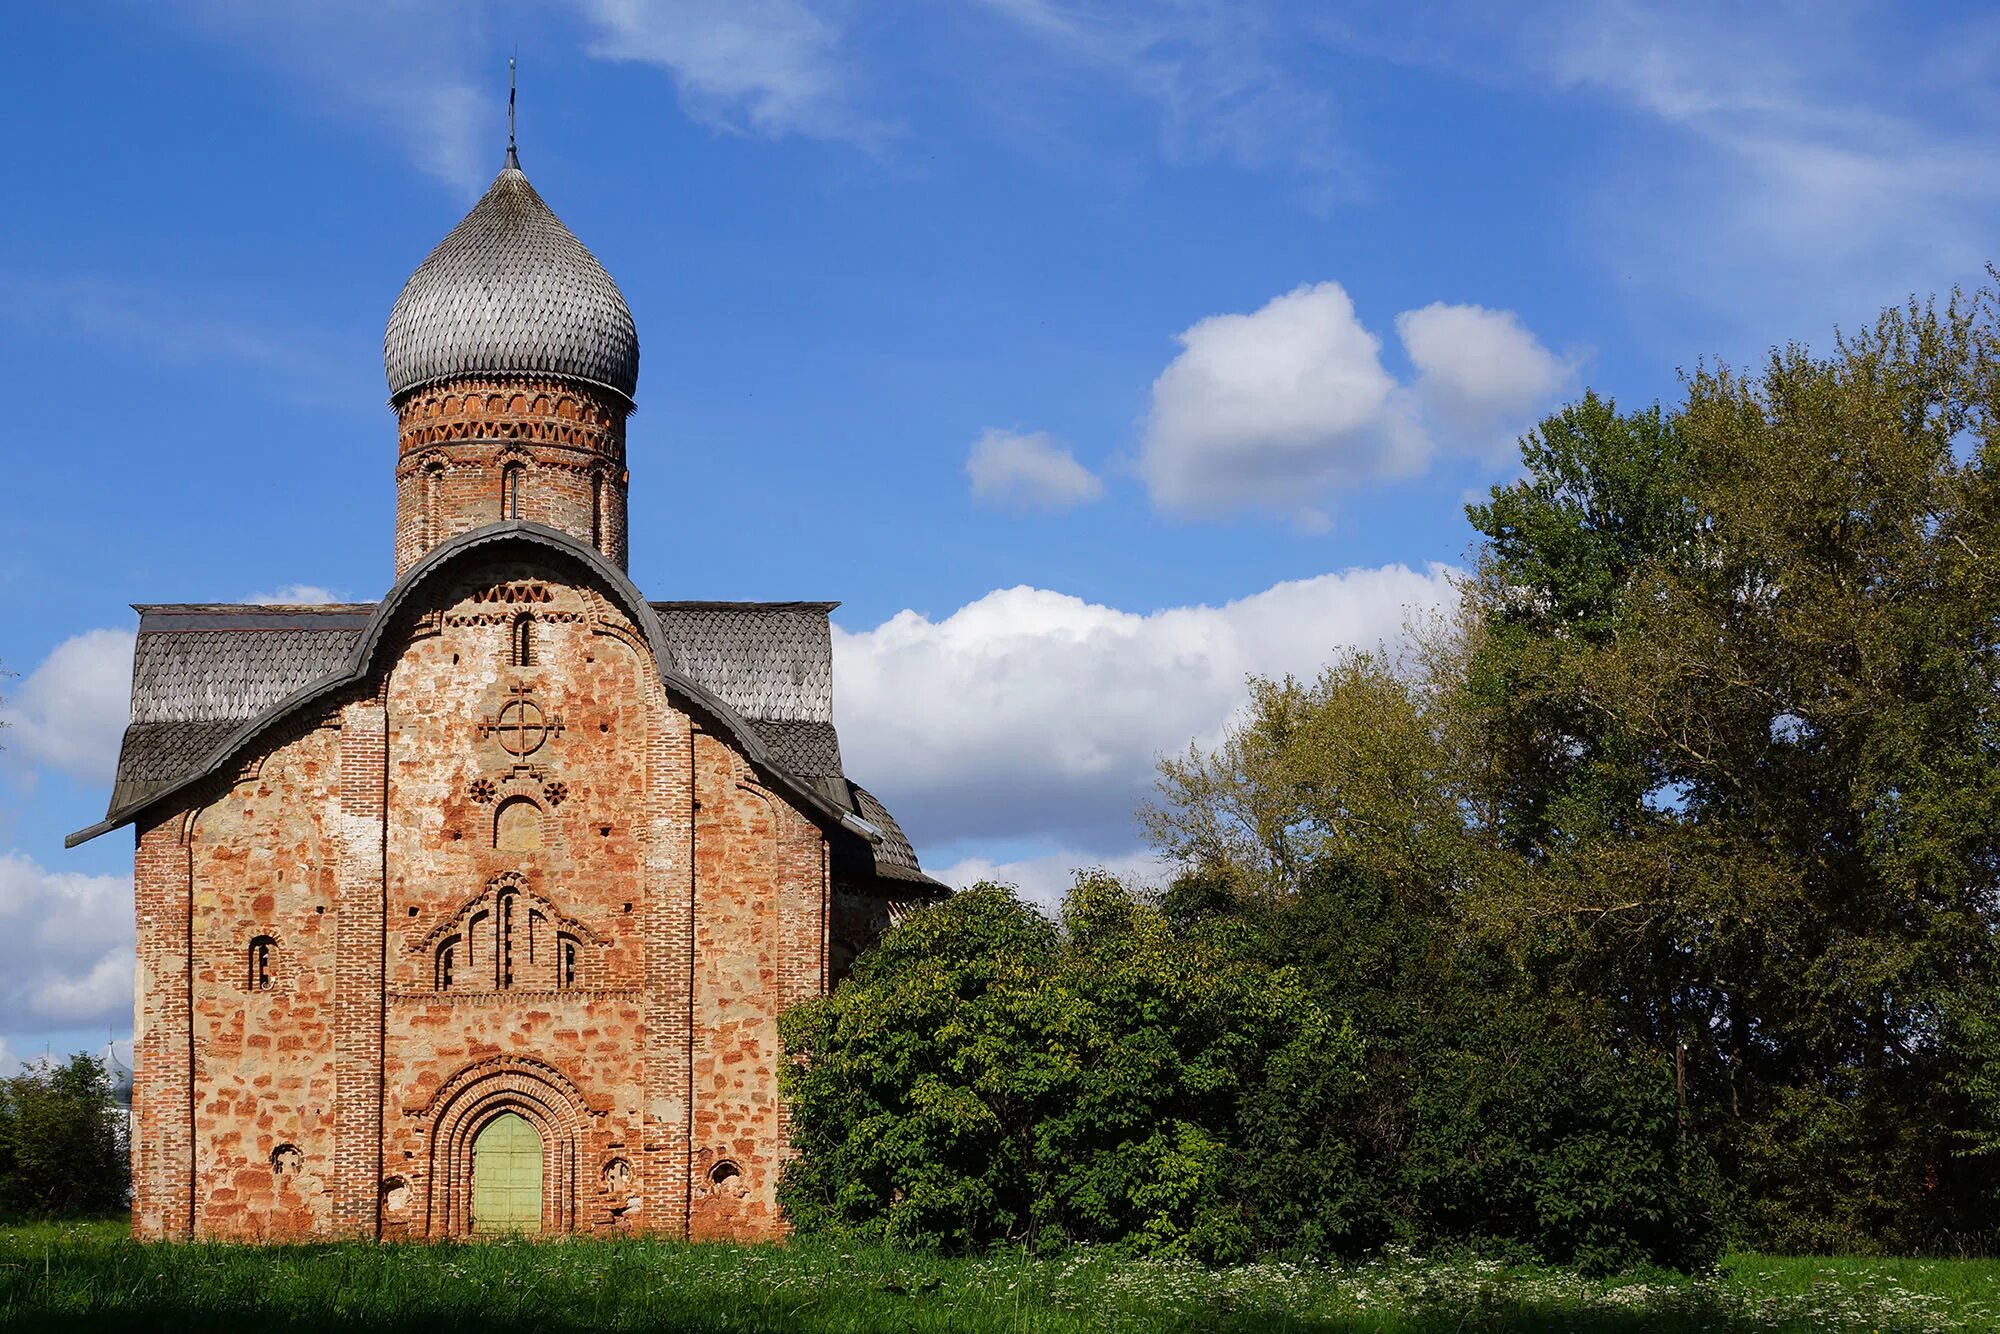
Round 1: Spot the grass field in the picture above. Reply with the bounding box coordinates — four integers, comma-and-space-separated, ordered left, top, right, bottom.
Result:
2, 1219, 1995, 1332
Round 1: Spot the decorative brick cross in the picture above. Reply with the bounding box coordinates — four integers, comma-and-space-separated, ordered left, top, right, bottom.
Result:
482, 684, 564, 757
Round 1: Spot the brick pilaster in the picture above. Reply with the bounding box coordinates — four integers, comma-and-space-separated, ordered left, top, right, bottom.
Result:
643, 703, 695, 1237
131, 814, 194, 1238
332, 698, 388, 1237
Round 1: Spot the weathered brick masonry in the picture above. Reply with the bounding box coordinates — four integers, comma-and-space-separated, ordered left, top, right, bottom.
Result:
76, 146, 942, 1241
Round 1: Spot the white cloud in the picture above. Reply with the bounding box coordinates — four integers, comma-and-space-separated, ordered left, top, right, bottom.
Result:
1141, 283, 1418, 524
3, 629, 136, 787
1398, 302, 1575, 461
0, 853, 134, 1034
246, 585, 343, 606
834, 562, 1455, 851
1140, 282, 1566, 523
575, 0, 875, 143
935, 847, 1171, 914
966, 429, 1105, 511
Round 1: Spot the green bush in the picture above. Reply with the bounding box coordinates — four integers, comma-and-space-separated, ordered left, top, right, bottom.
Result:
781, 878, 1722, 1270
0, 1053, 130, 1219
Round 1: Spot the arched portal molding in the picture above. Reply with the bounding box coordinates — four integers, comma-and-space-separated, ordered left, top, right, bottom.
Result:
418, 1054, 598, 1236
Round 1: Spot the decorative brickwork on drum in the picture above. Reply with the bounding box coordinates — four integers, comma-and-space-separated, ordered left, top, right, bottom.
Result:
77, 147, 944, 1244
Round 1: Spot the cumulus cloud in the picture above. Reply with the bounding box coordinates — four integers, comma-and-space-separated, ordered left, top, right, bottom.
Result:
834, 562, 1455, 851
1141, 283, 1416, 524
1139, 282, 1567, 523
965, 429, 1105, 511
0, 853, 134, 1035
935, 846, 1171, 914
2, 629, 136, 787
1398, 302, 1574, 460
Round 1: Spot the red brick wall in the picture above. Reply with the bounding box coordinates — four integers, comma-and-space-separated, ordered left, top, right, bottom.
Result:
130, 553, 830, 1241
394, 377, 630, 575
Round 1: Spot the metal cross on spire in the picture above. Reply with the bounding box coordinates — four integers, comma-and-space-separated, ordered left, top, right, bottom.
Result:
506, 56, 519, 168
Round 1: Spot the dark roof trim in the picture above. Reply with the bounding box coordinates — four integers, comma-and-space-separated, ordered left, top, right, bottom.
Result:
650, 601, 840, 613
134, 607, 378, 631
68, 522, 874, 849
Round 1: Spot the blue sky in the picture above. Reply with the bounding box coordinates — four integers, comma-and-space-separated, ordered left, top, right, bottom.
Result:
3, 0, 1997, 1069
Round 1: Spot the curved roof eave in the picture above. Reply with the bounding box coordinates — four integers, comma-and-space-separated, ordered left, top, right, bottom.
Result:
66, 522, 871, 849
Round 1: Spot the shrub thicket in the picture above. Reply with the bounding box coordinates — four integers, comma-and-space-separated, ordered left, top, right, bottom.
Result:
781, 878, 1720, 1271
0, 1053, 129, 1219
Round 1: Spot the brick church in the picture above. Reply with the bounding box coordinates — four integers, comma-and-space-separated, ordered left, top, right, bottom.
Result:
68, 141, 941, 1241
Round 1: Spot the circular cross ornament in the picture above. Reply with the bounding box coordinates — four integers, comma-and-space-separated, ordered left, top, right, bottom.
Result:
493, 697, 550, 757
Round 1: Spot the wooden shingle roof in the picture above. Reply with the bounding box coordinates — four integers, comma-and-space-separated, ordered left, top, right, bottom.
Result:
88, 580, 930, 889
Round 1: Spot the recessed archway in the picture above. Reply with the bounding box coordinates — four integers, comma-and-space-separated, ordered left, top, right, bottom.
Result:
421, 1055, 590, 1236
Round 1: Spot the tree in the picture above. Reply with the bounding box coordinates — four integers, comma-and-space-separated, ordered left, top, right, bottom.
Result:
0, 1053, 130, 1219
1460, 288, 2000, 1251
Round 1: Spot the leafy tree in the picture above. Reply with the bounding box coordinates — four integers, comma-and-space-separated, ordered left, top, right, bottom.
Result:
1460, 288, 2000, 1251
0, 1053, 130, 1219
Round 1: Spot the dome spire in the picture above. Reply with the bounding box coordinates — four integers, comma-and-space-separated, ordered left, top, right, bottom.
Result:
382, 126, 639, 404
506, 55, 520, 170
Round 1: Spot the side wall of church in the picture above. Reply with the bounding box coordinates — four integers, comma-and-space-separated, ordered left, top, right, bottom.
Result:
130, 550, 830, 1242
166, 721, 345, 1240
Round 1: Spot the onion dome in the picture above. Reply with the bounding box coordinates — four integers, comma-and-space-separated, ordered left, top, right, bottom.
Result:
384, 151, 639, 403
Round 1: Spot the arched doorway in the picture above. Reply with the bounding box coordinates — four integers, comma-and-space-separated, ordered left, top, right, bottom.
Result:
470, 1112, 543, 1233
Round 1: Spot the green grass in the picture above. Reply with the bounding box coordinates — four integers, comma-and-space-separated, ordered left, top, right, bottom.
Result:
2, 1219, 1995, 1332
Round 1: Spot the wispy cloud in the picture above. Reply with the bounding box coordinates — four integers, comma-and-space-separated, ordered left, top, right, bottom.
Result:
974, 0, 1355, 192
576, 0, 881, 144
171, 0, 493, 191
163, 0, 881, 187
0, 274, 363, 404
1325, 2, 2000, 335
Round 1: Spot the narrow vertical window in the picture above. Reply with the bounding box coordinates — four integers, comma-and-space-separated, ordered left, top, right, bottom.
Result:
511, 613, 534, 668
591, 469, 605, 553
468, 910, 487, 978
421, 463, 441, 547
559, 935, 578, 990
497, 890, 516, 989
436, 936, 459, 991
248, 936, 276, 992
501, 462, 523, 519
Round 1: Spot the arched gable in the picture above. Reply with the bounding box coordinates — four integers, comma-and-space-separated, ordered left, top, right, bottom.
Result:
68, 521, 873, 846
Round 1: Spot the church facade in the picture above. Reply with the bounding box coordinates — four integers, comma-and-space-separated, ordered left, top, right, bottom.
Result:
69, 146, 941, 1242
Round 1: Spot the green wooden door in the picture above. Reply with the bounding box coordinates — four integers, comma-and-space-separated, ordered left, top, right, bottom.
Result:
471, 1112, 543, 1233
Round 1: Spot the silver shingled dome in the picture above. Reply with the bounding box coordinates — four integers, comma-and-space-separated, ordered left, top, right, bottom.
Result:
384, 154, 639, 403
